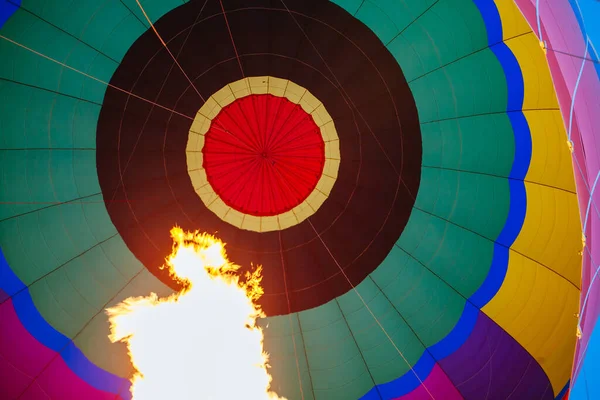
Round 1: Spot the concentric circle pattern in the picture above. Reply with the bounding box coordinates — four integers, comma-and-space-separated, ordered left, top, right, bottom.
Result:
0, 0, 593, 399
203, 94, 325, 217
186, 76, 341, 232
96, 0, 422, 317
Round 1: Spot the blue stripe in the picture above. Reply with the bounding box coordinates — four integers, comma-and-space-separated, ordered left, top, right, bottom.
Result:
361, 302, 479, 399
361, 0, 531, 397
362, 352, 436, 399
0, 249, 132, 398
428, 303, 479, 360
469, 244, 509, 307
472, 0, 531, 298
0, 0, 20, 29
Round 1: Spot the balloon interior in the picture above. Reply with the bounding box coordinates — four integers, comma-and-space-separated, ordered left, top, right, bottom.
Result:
0, 0, 598, 399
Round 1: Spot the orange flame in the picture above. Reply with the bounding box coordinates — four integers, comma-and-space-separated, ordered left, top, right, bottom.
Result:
106, 227, 285, 400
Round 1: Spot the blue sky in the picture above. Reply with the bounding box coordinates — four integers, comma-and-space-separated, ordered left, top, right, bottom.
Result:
577, 0, 600, 60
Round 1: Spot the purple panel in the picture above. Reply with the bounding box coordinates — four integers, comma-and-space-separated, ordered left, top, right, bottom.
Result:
439, 312, 552, 400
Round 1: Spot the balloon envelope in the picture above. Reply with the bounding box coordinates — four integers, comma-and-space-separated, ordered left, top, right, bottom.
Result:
0, 0, 596, 399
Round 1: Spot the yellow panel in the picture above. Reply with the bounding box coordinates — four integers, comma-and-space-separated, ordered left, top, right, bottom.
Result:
261, 216, 280, 232
229, 78, 251, 99
202, 97, 222, 119
524, 110, 576, 192
223, 208, 244, 228
196, 134, 205, 152
249, 76, 269, 94
312, 105, 333, 127
293, 201, 314, 223
267, 76, 288, 97
185, 132, 200, 153
326, 140, 341, 160
186, 150, 201, 171
278, 211, 298, 230
299, 90, 321, 114
208, 197, 229, 219
195, 152, 204, 171
189, 167, 208, 186
190, 113, 210, 135
188, 169, 202, 189
320, 121, 338, 141
482, 251, 578, 396
512, 183, 582, 287
505, 33, 559, 110
213, 85, 235, 108
241, 215, 261, 232
324, 159, 340, 179
316, 174, 336, 196
306, 190, 327, 211
195, 181, 214, 197
284, 81, 307, 104
494, 0, 532, 39
196, 190, 217, 207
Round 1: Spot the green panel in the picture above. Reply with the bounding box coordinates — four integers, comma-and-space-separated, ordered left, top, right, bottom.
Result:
0, 10, 118, 103
410, 50, 507, 123
338, 280, 426, 384
27, 271, 91, 338
354, 2, 400, 45
62, 244, 127, 309
387, 0, 488, 81
370, 245, 465, 346
355, 0, 438, 44
120, 0, 186, 25
416, 168, 510, 240
0, 0, 186, 379
0, 81, 100, 151
20, 0, 147, 62
31, 268, 97, 337
74, 312, 134, 378
0, 82, 28, 149
73, 151, 102, 195
72, 101, 101, 148
421, 113, 515, 176
0, 152, 35, 219
97, 12, 148, 61
398, 209, 493, 298
0, 218, 50, 283
300, 301, 373, 400
100, 235, 148, 281
330, 0, 363, 15
258, 315, 314, 400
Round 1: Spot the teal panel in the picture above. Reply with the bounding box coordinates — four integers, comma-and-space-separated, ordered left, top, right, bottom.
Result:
354, 1, 400, 45
258, 315, 314, 400
415, 168, 510, 240
398, 209, 493, 298
0, 220, 41, 283
370, 245, 465, 346
410, 50, 507, 122
421, 113, 515, 176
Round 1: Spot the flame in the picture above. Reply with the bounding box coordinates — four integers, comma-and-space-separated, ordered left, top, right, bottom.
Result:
106, 227, 285, 400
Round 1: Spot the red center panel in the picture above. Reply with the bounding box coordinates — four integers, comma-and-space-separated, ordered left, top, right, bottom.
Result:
202, 94, 326, 217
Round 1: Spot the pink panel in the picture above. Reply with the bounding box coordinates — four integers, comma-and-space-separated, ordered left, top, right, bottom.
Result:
0, 299, 121, 399
393, 365, 462, 400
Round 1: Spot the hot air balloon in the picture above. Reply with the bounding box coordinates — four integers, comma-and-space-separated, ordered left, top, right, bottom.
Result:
0, 0, 597, 399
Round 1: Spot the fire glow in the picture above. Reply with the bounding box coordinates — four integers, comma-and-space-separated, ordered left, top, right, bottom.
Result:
106, 227, 285, 400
